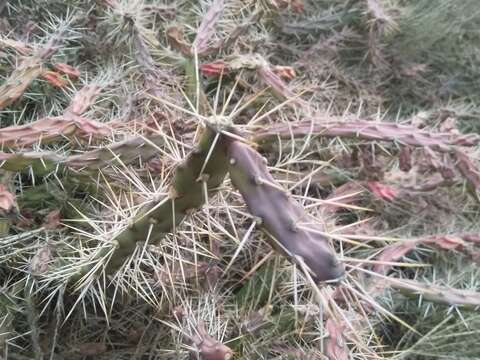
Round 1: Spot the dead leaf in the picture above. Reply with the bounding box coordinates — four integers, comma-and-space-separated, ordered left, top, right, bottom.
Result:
41, 71, 68, 88
52, 63, 80, 80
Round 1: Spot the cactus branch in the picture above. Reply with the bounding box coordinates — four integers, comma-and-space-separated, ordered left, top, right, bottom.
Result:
0, 135, 165, 175
0, 82, 107, 148
374, 234, 480, 275
0, 19, 74, 110
192, 0, 224, 55
0, 57, 44, 110
188, 320, 233, 360
0, 115, 111, 148
227, 140, 344, 282
71, 124, 229, 281
387, 277, 480, 308
454, 149, 480, 194
253, 119, 480, 152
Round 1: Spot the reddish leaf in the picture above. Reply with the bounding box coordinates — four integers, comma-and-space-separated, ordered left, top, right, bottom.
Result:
425, 235, 465, 250
200, 60, 229, 77
374, 233, 480, 275
367, 181, 397, 201
273, 65, 296, 80
41, 71, 68, 88
271, 0, 289, 9
373, 240, 417, 274
399, 146, 412, 172
166, 26, 191, 56
52, 63, 80, 80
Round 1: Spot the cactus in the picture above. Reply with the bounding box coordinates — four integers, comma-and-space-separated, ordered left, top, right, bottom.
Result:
192, 0, 225, 55
388, 278, 480, 308
0, 134, 165, 175
0, 115, 111, 149
0, 57, 44, 110
227, 140, 344, 283
253, 119, 480, 152
374, 234, 480, 275
188, 320, 233, 360
0, 83, 108, 148
0, 289, 16, 352
454, 149, 480, 196
0, 18, 74, 110
71, 123, 229, 281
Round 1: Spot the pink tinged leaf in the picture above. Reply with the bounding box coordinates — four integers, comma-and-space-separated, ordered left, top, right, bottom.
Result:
373, 240, 418, 274
200, 60, 229, 77
52, 63, 80, 80
367, 181, 397, 201
423, 235, 466, 251
41, 71, 68, 88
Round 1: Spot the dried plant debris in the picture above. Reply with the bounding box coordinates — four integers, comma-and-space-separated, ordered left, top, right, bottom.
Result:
0, 1, 479, 359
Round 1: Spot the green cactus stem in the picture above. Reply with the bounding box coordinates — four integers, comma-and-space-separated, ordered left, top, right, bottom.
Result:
227, 140, 344, 283
388, 278, 480, 308
71, 123, 229, 281
0, 135, 165, 175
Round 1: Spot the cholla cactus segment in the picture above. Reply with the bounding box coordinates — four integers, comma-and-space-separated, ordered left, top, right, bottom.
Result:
0, 288, 16, 352
0, 80, 107, 148
0, 135, 165, 174
0, 57, 44, 110
257, 65, 308, 107
0, 15, 77, 110
454, 149, 480, 194
253, 119, 480, 152
189, 320, 233, 360
0, 115, 111, 148
374, 234, 480, 275
389, 278, 480, 308
227, 140, 344, 283
64, 84, 103, 116
72, 125, 229, 279
63, 135, 165, 171
0, 151, 61, 174
192, 0, 224, 55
